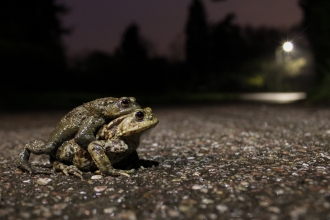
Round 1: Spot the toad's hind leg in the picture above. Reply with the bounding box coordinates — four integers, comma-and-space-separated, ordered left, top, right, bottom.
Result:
53, 161, 83, 179
15, 140, 54, 174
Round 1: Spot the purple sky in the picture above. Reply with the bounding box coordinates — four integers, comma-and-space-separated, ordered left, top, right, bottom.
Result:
60, 0, 302, 57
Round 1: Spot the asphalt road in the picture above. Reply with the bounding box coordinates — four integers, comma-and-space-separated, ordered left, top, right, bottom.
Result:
1, 104, 330, 219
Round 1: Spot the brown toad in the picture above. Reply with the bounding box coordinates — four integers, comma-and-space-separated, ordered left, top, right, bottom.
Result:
16, 97, 141, 174
52, 107, 159, 178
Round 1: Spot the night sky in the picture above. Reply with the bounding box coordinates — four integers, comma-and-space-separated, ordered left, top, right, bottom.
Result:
60, 0, 302, 57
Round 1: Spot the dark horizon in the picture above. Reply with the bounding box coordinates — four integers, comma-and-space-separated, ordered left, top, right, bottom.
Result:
2, 0, 330, 108
61, 0, 302, 57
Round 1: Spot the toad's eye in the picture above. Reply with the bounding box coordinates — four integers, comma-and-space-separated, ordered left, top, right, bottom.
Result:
135, 111, 144, 121
121, 99, 130, 107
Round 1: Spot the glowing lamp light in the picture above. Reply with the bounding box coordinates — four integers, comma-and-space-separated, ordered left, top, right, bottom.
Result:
283, 42, 293, 52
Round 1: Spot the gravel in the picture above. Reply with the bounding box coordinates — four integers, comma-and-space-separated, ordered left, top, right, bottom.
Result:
1, 104, 330, 219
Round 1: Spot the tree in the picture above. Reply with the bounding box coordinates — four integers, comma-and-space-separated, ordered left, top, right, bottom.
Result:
185, 0, 208, 70
210, 13, 248, 70
299, 0, 330, 98
116, 23, 148, 62
0, 0, 68, 91
184, 0, 209, 92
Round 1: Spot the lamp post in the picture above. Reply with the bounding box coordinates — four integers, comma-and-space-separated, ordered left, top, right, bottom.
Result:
276, 41, 293, 64
274, 41, 294, 91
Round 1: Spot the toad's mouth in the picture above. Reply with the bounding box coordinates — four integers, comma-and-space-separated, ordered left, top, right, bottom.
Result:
121, 120, 159, 137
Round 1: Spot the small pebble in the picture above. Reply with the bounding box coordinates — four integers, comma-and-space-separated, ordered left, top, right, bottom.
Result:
104, 207, 117, 214
192, 185, 203, 190
216, 204, 228, 213
168, 209, 180, 217
94, 186, 108, 192
202, 198, 214, 204
36, 178, 52, 185
91, 175, 103, 180
22, 179, 31, 183
268, 206, 281, 214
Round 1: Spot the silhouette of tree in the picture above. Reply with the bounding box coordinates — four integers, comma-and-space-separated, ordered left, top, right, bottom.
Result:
70, 51, 119, 92
116, 23, 148, 62
299, 0, 330, 96
0, 0, 68, 91
114, 23, 164, 94
82, 51, 114, 80
0, 0, 68, 45
184, 0, 209, 92
210, 13, 248, 70
185, 0, 208, 70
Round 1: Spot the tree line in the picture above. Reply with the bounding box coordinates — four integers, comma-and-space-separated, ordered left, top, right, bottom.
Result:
1, 0, 330, 99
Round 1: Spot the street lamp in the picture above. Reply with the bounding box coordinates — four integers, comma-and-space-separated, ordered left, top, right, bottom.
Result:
283, 41, 293, 52
276, 41, 294, 63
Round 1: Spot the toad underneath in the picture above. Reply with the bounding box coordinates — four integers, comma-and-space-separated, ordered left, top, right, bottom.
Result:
51, 107, 158, 178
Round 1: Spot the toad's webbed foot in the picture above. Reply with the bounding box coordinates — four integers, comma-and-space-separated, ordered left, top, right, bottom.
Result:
15, 148, 54, 175
53, 161, 83, 179
31, 166, 55, 174
103, 168, 134, 177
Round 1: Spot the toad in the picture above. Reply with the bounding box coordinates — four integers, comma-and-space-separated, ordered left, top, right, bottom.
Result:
16, 97, 141, 174
52, 107, 159, 178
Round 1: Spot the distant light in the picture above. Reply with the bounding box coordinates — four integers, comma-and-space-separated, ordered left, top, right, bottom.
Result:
240, 92, 306, 104
283, 42, 293, 52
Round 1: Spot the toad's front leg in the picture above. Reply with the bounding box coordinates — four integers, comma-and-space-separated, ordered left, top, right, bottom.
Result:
87, 140, 134, 177
75, 116, 105, 150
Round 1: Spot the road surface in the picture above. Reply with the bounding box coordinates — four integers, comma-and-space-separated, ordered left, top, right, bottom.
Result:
1, 104, 330, 219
